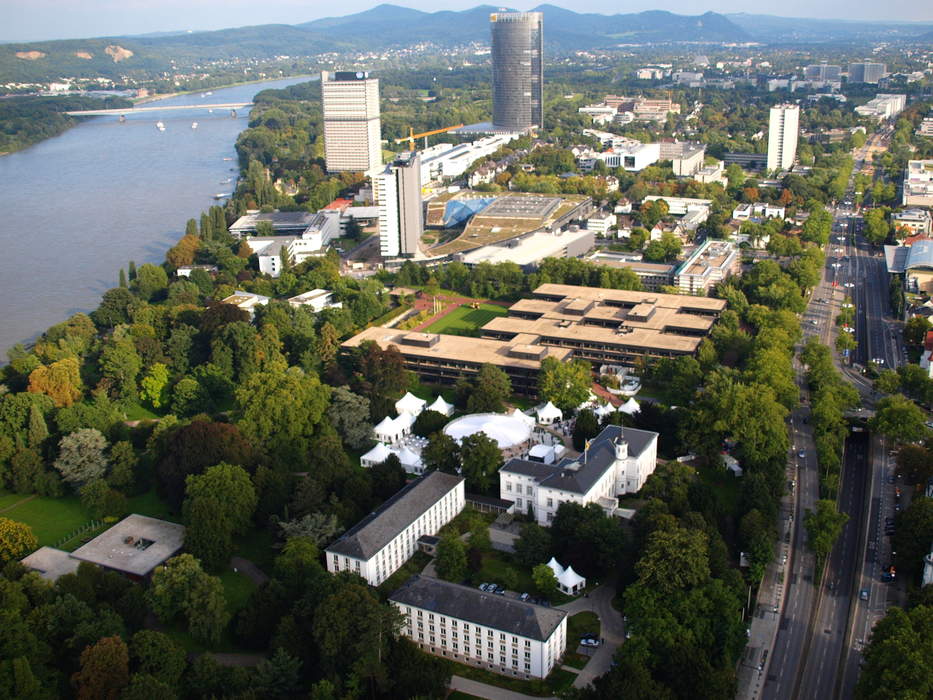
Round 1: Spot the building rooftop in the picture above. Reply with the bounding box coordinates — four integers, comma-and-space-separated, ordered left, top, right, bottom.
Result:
69, 514, 185, 577
531, 283, 726, 312
327, 471, 464, 561
20, 546, 81, 581
390, 575, 567, 642
457, 229, 594, 268
501, 425, 657, 495
229, 210, 319, 234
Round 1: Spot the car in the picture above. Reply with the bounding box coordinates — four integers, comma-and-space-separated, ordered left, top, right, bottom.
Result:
886, 475, 896, 484
881, 572, 895, 583
581, 633, 597, 641
859, 589, 870, 601
493, 585, 505, 595
798, 450, 806, 459
519, 592, 530, 602
580, 638, 600, 648
479, 583, 491, 592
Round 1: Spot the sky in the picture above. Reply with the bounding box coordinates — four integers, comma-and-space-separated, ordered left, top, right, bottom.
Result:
3, 0, 932, 42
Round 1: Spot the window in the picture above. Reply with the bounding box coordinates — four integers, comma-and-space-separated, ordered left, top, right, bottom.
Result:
525, 663, 531, 671
526, 485, 533, 495
547, 498, 553, 507
418, 633, 424, 640
525, 640, 530, 646
500, 633, 505, 640
516, 497, 523, 508
525, 651, 531, 659
506, 482, 512, 492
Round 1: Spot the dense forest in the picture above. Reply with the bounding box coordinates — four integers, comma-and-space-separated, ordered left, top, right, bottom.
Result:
0, 94, 132, 154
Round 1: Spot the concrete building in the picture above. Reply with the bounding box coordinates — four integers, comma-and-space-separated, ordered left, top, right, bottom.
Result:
893, 209, 932, 236
694, 160, 727, 185
287, 289, 342, 312
919, 117, 933, 138
68, 514, 185, 580
376, 152, 424, 258
903, 160, 933, 208
659, 141, 705, 177
585, 213, 616, 235
221, 290, 270, 316
321, 70, 382, 174
229, 210, 321, 237
500, 424, 659, 525
805, 64, 842, 81
673, 239, 740, 295
577, 142, 660, 172
724, 152, 768, 171
733, 202, 786, 220
419, 134, 519, 184
391, 575, 567, 679
326, 471, 465, 586
456, 228, 594, 271
490, 11, 543, 131
584, 251, 676, 291
643, 195, 712, 217
855, 94, 907, 121
885, 239, 933, 293
767, 104, 799, 172
848, 62, 886, 84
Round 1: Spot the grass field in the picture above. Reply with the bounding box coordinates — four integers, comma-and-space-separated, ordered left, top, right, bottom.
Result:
425, 303, 507, 336
567, 611, 601, 646
0, 492, 94, 546
220, 568, 258, 615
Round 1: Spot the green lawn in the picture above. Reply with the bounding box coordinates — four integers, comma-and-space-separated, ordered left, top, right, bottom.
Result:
562, 652, 590, 670
567, 611, 600, 646
425, 303, 508, 336
1, 493, 94, 547
474, 551, 536, 595
121, 402, 160, 421
449, 660, 578, 697
378, 550, 432, 597
220, 567, 258, 615
0, 490, 27, 510
232, 528, 276, 572
695, 461, 741, 518
125, 490, 179, 522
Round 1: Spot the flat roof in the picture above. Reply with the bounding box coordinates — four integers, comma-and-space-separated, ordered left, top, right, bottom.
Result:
342, 327, 573, 370
390, 575, 566, 642
327, 471, 464, 561
69, 514, 185, 577
20, 546, 81, 581
458, 229, 594, 267
531, 283, 726, 312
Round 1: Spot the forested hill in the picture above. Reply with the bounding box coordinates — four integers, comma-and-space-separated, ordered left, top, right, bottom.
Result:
0, 4, 747, 84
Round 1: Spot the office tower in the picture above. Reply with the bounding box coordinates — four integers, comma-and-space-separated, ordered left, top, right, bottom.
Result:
804, 64, 841, 81
321, 71, 381, 173
490, 11, 543, 131
767, 104, 800, 173
376, 152, 423, 258
847, 62, 886, 84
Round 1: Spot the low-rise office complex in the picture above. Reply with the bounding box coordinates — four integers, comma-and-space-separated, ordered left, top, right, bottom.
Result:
390, 575, 567, 679
854, 94, 906, 121
903, 160, 933, 208
342, 284, 725, 392
673, 239, 740, 295
325, 471, 465, 586
500, 424, 658, 525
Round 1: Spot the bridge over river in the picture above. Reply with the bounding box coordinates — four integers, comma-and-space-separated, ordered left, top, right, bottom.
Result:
66, 102, 252, 116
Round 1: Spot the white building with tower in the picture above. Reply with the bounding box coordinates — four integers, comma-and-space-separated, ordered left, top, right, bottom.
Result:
767, 104, 799, 173
375, 152, 424, 258
499, 424, 658, 526
321, 70, 382, 174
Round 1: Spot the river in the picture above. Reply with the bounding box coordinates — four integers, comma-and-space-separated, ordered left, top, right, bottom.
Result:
0, 76, 312, 358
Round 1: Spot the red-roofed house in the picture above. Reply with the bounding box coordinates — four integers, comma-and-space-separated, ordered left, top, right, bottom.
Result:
323, 198, 353, 211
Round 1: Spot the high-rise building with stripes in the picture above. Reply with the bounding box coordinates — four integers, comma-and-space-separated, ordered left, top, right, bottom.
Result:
490, 12, 543, 131
767, 104, 800, 173
321, 71, 381, 174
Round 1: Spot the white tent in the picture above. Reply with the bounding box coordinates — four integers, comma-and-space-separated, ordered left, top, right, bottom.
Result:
546, 557, 563, 577
511, 408, 536, 428
360, 442, 392, 468
395, 411, 416, 434
427, 395, 455, 417
395, 392, 426, 417
618, 397, 641, 415
594, 403, 615, 420
536, 401, 563, 425
395, 446, 424, 474
373, 416, 403, 444
556, 564, 586, 594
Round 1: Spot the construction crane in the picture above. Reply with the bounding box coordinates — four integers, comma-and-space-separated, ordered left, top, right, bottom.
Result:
395, 124, 464, 150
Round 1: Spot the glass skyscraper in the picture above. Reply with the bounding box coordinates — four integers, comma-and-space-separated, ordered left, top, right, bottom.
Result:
490, 11, 543, 131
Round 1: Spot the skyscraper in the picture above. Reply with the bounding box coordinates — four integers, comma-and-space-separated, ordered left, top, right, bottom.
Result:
767, 104, 800, 173
847, 62, 886, 84
321, 71, 381, 174
375, 152, 423, 258
490, 11, 543, 131
804, 64, 841, 82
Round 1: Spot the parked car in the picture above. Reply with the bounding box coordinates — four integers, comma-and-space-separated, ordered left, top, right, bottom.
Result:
519, 592, 530, 602
798, 450, 806, 459
493, 585, 505, 595
580, 638, 600, 648
479, 583, 491, 591
859, 589, 869, 601
881, 572, 895, 583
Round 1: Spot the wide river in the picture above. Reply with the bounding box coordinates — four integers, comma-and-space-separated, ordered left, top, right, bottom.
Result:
0, 76, 311, 358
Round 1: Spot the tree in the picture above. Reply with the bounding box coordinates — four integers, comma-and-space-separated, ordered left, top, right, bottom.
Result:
856, 605, 933, 700
135, 264, 169, 301
435, 532, 467, 582
863, 208, 890, 245
870, 394, 928, 443
0, 518, 37, 563
572, 408, 600, 451
514, 523, 552, 568
129, 630, 186, 689
467, 364, 512, 413
388, 636, 452, 699
92, 288, 135, 328
276, 513, 340, 546
895, 445, 933, 485
459, 431, 501, 494
532, 563, 558, 598
54, 429, 108, 486
99, 336, 142, 400
139, 363, 170, 409
183, 463, 257, 571
422, 432, 461, 474
71, 635, 129, 700
26, 404, 48, 450
805, 499, 849, 572
27, 357, 82, 407
148, 554, 229, 645
875, 369, 901, 395
538, 357, 592, 413
801, 205, 832, 246
892, 497, 933, 581
251, 647, 302, 699
411, 409, 448, 438
325, 387, 372, 450
79, 478, 126, 519
187, 573, 230, 645
636, 525, 710, 594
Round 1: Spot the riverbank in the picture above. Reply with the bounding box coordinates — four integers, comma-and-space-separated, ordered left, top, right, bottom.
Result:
132, 73, 317, 106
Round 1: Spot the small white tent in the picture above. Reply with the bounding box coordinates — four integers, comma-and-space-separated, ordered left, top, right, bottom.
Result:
556, 564, 586, 594
373, 416, 403, 444
536, 401, 563, 425
594, 403, 615, 420
618, 397, 641, 415
395, 392, 427, 417
511, 408, 536, 428
395, 412, 416, 434
360, 442, 392, 468
395, 446, 424, 474
427, 395, 455, 417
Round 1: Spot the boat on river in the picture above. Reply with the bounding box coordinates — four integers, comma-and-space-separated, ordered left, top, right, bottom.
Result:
156, 121, 165, 131
191, 122, 198, 129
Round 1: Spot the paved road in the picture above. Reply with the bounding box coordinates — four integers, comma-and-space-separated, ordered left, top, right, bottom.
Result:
556, 583, 625, 688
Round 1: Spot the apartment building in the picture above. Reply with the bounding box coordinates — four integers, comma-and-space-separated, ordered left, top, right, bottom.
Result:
855, 94, 907, 121
501, 424, 658, 525
848, 62, 886, 84
903, 160, 933, 208
391, 575, 567, 679
767, 104, 799, 172
325, 471, 465, 586
376, 152, 424, 258
673, 239, 740, 295
583, 251, 676, 291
